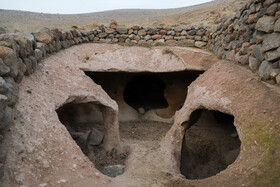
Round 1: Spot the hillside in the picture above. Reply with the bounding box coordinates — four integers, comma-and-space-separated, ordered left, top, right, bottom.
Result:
0, 0, 247, 32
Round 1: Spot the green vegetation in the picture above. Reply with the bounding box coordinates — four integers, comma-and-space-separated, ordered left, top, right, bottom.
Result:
243, 120, 280, 187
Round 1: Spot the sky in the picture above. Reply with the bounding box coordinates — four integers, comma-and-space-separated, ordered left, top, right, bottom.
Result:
0, 0, 213, 14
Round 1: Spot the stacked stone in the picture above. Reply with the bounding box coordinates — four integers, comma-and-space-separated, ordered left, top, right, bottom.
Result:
89, 24, 210, 48
209, 0, 280, 83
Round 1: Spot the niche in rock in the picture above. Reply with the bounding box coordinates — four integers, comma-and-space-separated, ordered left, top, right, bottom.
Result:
123, 75, 168, 111
180, 109, 241, 180
56, 102, 127, 177
85, 71, 203, 121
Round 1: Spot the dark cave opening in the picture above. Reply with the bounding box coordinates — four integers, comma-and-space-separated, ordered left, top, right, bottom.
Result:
56, 102, 127, 178
123, 74, 168, 111
85, 71, 203, 120
180, 109, 241, 180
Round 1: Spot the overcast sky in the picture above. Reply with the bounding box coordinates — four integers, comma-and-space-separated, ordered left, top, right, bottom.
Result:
0, 0, 213, 14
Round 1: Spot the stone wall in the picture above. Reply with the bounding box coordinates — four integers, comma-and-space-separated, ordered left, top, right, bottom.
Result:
208, 0, 280, 83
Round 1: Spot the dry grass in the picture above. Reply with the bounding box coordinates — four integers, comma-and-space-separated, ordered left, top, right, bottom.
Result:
0, 0, 249, 32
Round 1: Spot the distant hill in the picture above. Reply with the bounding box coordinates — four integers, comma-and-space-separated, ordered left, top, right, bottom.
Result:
0, 0, 247, 32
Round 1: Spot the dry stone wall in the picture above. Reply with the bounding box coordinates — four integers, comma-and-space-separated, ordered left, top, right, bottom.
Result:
208, 0, 280, 83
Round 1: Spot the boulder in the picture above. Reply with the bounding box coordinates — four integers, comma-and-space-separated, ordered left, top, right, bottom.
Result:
188, 30, 196, 36
235, 53, 249, 65
0, 46, 18, 77
239, 42, 251, 55
144, 35, 152, 41
152, 35, 162, 40
247, 13, 258, 24
98, 33, 108, 38
146, 28, 156, 35
116, 27, 128, 34
159, 30, 167, 35
196, 29, 205, 36
28, 56, 37, 72
105, 28, 115, 34
255, 16, 275, 33
0, 77, 8, 94
270, 68, 280, 81
259, 61, 274, 80
263, 0, 278, 8
253, 45, 265, 61
138, 29, 146, 36
16, 58, 26, 83
36, 42, 47, 57
265, 47, 280, 62
13, 33, 33, 59
33, 32, 52, 44
261, 33, 280, 52
51, 28, 62, 41
181, 30, 188, 36
0, 94, 12, 129
249, 56, 261, 71
23, 58, 33, 76
125, 38, 131, 43
177, 39, 195, 47
4, 77, 19, 107
81, 128, 104, 146
102, 165, 125, 178
131, 25, 140, 30
266, 3, 278, 16
0, 58, 10, 76
195, 41, 207, 48
0, 34, 19, 53
167, 30, 176, 36
88, 34, 95, 41
274, 18, 280, 32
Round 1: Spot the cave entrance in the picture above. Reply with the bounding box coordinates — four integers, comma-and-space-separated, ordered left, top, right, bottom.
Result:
85, 71, 203, 121
56, 102, 127, 178
123, 75, 168, 111
180, 109, 241, 180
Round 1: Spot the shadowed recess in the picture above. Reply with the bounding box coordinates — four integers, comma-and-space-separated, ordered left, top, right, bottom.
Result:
180, 109, 241, 179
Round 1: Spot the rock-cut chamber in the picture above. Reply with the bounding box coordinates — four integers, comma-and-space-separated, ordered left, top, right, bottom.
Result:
56, 102, 127, 177
180, 109, 241, 179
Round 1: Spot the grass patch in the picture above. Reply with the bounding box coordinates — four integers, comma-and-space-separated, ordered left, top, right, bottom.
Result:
242, 120, 280, 187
